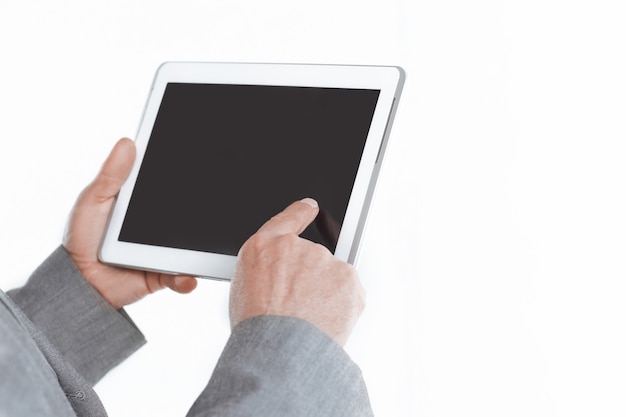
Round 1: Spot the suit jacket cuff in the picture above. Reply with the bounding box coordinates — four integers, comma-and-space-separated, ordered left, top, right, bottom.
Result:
188, 315, 373, 417
7, 245, 146, 386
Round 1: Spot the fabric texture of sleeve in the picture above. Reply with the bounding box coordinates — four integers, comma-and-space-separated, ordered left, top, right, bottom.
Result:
187, 315, 374, 417
7, 245, 146, 386
1, 290, 79, 417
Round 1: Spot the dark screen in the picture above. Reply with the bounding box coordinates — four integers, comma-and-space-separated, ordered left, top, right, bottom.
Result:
119, 83, 380, 255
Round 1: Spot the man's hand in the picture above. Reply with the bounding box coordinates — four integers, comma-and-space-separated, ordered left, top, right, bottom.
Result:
63, 138, 198, 309
230, 198, 366, 346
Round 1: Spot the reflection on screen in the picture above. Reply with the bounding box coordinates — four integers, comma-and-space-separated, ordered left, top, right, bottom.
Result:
119, 83, 380, 255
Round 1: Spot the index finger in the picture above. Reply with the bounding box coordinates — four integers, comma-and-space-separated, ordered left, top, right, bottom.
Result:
258, 198, 320, 236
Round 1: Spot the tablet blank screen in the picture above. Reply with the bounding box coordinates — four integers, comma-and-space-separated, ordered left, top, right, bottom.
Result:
118, 83, 380, 255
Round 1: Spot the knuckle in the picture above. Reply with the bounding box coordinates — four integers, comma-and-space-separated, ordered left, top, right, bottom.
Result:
309, 241, 331, 258
240, 232, 301, 261
90, 175, 119, 203
273, 233, 299, 252
281, 232, 300, 245
246, 233, 265, 248
239, 233, 266, 256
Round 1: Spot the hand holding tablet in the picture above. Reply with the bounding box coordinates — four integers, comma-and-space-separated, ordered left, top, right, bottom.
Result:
99, 62, 405, 279
64, 138, 198, 308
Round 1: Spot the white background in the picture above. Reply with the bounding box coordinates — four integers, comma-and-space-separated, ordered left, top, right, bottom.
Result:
1, 1, 625, 416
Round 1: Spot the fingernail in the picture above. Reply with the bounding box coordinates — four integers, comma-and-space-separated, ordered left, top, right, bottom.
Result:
300, 197, 318, 208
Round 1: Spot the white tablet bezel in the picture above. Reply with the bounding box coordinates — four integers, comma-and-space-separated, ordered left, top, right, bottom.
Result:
99, 62, 404, 280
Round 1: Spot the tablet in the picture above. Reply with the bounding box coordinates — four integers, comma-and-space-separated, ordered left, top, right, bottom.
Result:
99, 62, 405, 280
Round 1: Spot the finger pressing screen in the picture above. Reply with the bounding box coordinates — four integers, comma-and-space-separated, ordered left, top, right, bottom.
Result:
258, 198, 319, 236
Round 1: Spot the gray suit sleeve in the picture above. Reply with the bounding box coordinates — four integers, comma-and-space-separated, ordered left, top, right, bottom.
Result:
8, 246, 146, 386
187, 315, 374, 417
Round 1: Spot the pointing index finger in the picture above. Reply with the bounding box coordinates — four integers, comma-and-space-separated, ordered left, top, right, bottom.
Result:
258, 198, 319, 236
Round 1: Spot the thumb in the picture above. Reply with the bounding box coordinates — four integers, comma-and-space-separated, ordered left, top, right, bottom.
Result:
88, 138, 136, 202
62, 138, 136, 257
